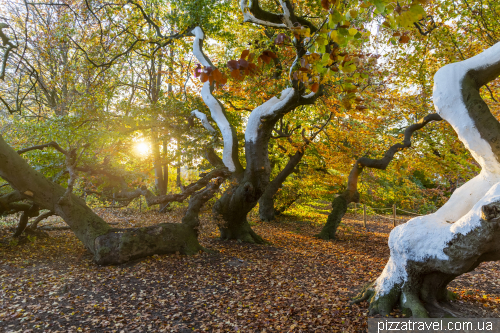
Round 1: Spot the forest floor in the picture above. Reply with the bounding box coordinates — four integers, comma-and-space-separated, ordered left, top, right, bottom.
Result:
1, 204, 500, 333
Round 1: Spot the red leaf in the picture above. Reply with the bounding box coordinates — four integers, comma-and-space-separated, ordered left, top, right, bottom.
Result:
238, 58, 249, 69
193, 64, 202, 78
248, 63, 258, 74
259, 55, 271, 65
263, 50, 277, 59
274, 33, 289, 45
311, 83, 319, 93
227, 60, 239, 70
399, 35, 410, 43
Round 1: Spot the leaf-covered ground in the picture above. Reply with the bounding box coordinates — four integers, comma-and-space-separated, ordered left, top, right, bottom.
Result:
1, 207, 500, 332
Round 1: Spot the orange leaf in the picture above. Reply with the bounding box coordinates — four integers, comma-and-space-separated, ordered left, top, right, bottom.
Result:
231, 69, 240, 79
311, 83, 319, 93
399, 35, 410, 43
241, 49, 250, 60
200, 72, 209, 83
213, 69, 222, 82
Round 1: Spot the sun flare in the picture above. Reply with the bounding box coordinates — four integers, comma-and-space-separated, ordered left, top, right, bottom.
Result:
134, 142, 150, 156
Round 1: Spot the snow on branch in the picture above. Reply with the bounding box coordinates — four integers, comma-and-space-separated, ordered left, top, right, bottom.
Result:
278, 0, 293, 28
191, 27, 237, 172
372, 43, 500, 299
245, 88, 296, 143
240, 0, 287, 28
433, 42, 500, 174
191, 109, 216, 134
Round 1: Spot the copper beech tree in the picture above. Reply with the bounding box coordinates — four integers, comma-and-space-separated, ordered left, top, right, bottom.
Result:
0, 0, 326, 262
351, 42, 500, 318
0, 0, 433, 264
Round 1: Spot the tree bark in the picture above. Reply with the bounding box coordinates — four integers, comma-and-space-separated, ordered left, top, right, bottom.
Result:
353, 200, 500, 318
317, 113, 442, 240
0, 134, 215, 264
189, 25, 322, 243
353, 42, 500, 318
13, 204, 39, 237
259, 149, 304, 221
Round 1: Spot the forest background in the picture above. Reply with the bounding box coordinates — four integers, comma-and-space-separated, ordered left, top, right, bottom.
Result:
0, 0, 500, 331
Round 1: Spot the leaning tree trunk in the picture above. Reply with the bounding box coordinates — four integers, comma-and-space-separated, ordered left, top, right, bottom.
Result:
259, 113, 331, 221
353, 42, 500, 318
316, 113, 442, 240
259, 149, 304, 221
0, 134, 216, 264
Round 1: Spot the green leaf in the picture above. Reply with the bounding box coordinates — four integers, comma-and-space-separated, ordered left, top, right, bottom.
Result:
373, 0, 386, 13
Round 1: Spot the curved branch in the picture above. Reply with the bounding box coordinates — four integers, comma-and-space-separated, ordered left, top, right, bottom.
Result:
191, 109, 216, 134
182, 177, 225, 229
316, 113, 442, 240
434, 42, 500, 173
17, 141, 67, 155
191, 27, 242, 173
29, 210, 55, 229
356, 113, 443, 171
115, 167, 231, 206
0, 23, 18, 81
240, 0, 287, 28
344, 113, 442, 199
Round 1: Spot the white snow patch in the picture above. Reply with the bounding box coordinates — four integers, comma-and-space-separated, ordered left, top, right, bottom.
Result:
191, 109, 216, 134
240, 0, 287, 28
191, 26, 235, 172
244, 88, 295, 143
302, 91, 316, 99
201, 83, 235, 171
192, 27, 211, 68
375, 182, 500, 297
374, 42, 500, 298
433, 42, 500, 174
279, 0, 293, 27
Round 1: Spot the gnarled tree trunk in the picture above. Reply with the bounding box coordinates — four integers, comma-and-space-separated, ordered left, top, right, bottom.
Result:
0, 134, 220, 264
317, 113, 442, 240
259, 149, 304, 222
353, 42, 500, 318
189, 24, 322, 243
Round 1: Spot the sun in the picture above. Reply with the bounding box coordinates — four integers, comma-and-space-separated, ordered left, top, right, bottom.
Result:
134, 141, 150, 156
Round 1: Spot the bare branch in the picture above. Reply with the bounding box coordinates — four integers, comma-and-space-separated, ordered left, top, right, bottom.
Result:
17, 141, 67, 155
115, 167, 231, 207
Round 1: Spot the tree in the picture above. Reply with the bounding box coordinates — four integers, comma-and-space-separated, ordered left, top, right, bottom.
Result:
353, 42, 500, 318
316, 113, 442, 240
0, 0, 433, 262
